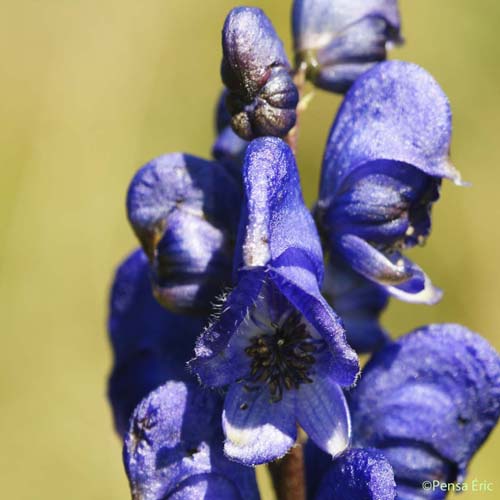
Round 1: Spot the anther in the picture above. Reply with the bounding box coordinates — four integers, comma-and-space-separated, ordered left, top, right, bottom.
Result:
245, 311, 322, 402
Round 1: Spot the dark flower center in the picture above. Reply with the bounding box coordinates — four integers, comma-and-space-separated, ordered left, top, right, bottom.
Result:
244, 311, 319, 402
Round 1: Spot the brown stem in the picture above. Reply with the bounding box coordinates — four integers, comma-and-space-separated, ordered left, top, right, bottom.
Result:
268, 442, 306, 500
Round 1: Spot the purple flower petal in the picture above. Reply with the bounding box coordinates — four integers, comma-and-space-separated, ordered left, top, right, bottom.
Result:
108, 248, 202, 364
222, 382, 297, 465
334, 235, 442, 304
235, 137, 323, 282
190, 268, 266, 387
168, 474, 244, 500
319, 61, 462, 196
384, 257, 442, 305
269, 269, 359, 387
296, 376, 351, 457
109, 351, 186, 438
335, 233, 410, 286
293, 0, 400, 50
327, 161, 440, 246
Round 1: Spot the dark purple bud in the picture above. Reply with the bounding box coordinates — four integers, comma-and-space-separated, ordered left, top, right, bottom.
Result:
127, 153, 241, 314
350, 324, 500, 495
292, 0, 402, 92
221, 7, 298, 139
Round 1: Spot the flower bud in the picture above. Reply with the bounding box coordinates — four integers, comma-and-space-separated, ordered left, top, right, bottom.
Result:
221, 7, 298, 139
292, 0, 402, 92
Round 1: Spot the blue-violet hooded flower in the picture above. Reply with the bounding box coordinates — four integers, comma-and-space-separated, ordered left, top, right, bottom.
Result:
124, 381, 259, 500
191, 137, 359, 466
292, 0, 402, 92
315, 60, 464, 304
127, 152, 241, 315
107, 248, 204, 436
221, 7, 299, 140
349, 324, 500, 499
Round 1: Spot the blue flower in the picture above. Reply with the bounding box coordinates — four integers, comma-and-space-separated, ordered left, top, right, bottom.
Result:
127, 152, 241, 314
315, 448, 396, 500
221, 7, 299, 140
292, 0, 402, 92
315, 61, 464, 304
191, 137, 358, 465
107, 249, 204, 436
124, 381, 259, 500
349, 324, 500, 498
322, 261, 389, 353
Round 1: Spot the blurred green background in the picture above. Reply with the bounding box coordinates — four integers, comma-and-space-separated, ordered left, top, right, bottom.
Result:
1, 1, 499, 498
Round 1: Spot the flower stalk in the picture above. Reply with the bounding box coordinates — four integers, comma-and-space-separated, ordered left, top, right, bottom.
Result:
269, 444, 306, 500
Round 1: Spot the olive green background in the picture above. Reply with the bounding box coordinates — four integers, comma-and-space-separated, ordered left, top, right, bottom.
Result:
1, 1, 499, 498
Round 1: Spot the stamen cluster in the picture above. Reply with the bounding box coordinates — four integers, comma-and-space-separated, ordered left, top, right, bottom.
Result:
245, 312, 317, 402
